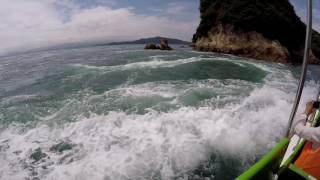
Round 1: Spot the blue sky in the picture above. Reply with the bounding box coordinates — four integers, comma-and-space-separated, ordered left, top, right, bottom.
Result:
73, 0, 199, 18
290, 0, 320, 27
57, 0, 319, 28
0, 0, 319, 56
52, 0, 199, 23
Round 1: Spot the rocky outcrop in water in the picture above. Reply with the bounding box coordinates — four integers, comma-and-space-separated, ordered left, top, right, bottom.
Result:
144, 38, 173, 50
193, 0, 320, 64
159, 38, 173, 50
144, 43, 159, 50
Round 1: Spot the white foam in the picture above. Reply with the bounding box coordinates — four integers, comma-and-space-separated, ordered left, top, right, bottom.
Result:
70, 56, 242, 74
149, 55, 177, 59
1, 54, 320, 180
0, 78, 318, 180
0, 95, 40, 107
71, 57, 201, 72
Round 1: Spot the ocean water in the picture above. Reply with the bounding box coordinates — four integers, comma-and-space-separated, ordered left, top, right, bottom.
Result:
0, 45, 319, 180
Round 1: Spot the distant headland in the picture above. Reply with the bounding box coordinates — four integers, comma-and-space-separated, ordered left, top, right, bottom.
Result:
1, 37, 190, 57
106, 36, 190, 46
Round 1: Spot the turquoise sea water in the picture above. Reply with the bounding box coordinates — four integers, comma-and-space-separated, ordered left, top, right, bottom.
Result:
0, 45, 319, 180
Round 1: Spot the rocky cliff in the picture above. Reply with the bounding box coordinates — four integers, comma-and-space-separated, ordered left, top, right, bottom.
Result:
193, 0, 320, 63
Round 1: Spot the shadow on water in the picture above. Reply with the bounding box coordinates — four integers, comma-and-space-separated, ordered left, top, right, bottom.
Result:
187, 154, 254, 180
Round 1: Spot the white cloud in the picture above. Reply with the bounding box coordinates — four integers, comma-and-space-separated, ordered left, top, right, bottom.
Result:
314, 9, 320, 32
0, 0, 197, 56
149, 2, 196, 20
165, 2, 188, 15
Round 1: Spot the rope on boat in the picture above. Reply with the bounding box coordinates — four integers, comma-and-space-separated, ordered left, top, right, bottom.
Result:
285, 0, 313, 137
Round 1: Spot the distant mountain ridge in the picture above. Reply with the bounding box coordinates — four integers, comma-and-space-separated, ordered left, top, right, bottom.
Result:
106, 37, 190, 45
1, 37, 190, 58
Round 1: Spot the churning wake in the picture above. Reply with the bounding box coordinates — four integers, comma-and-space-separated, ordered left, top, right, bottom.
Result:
0, 45, 319, 180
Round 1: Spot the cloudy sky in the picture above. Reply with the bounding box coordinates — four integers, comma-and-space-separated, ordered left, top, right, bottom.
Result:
0, 0, 319, 56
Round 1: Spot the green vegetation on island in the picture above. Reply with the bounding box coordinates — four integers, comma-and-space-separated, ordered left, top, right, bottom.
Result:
193, 0, 320, 63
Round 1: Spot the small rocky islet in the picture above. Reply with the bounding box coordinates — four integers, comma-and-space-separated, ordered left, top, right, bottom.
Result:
144, 38, 173, 51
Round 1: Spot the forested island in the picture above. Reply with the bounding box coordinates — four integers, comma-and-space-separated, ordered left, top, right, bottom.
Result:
193, 0, 320, 64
